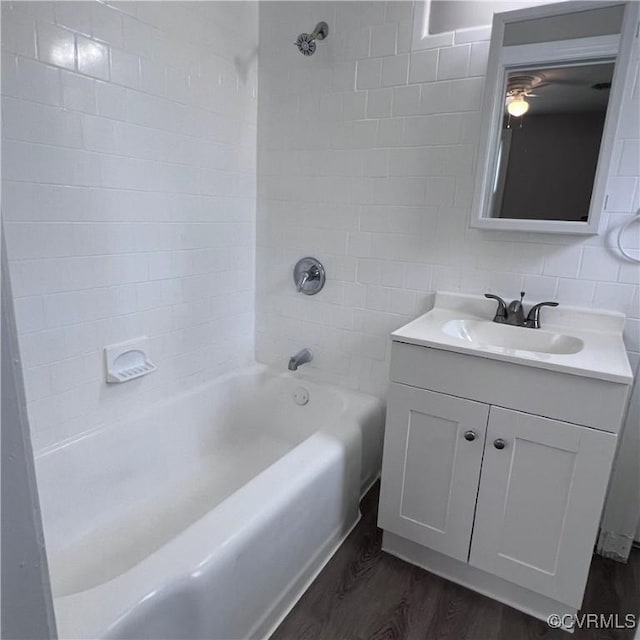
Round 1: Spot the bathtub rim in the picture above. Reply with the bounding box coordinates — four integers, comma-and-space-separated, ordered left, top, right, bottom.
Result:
33, 362, 378, 461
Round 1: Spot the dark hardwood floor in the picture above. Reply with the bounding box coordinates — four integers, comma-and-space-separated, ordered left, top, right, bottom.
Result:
271, 482, 640, 640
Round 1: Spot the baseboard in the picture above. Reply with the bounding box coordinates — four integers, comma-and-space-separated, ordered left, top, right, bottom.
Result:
596, 529, 634, 562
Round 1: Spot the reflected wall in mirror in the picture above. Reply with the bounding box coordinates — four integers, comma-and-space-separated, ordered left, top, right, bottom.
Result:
492, 61, 614, 222
471, 1, 638, 235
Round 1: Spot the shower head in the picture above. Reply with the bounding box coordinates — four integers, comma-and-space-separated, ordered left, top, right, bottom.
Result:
294, 21, 329, 56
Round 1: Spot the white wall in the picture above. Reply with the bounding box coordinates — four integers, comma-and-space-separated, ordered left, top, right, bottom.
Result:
256, 0, 639, 397
2, 1, 258, 452
1, 235, 57, 640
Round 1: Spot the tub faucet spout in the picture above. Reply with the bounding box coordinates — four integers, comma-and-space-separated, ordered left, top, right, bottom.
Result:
288, 348, 313, 371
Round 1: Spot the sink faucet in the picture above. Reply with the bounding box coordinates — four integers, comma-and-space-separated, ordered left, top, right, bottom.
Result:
288, 348, 313, 371
484, 292, 558, 329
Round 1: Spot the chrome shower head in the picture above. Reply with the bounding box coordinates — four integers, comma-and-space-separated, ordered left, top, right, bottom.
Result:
294, 21, 329, 56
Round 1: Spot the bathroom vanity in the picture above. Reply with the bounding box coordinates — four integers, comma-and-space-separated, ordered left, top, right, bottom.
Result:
378, 292, 633, 629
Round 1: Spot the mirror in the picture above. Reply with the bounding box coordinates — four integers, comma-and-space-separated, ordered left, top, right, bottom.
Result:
471, 2, 637, 235
493, 61, 614, 221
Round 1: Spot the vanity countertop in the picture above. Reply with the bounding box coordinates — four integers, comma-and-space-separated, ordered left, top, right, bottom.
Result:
391, 292, 633, 385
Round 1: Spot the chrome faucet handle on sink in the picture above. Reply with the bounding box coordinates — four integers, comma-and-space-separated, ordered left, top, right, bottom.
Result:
525, 301, 559, 329
484, 293, 508, 323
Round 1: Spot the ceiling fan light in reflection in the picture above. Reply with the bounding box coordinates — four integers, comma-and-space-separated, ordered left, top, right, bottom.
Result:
506, 95, 530, 117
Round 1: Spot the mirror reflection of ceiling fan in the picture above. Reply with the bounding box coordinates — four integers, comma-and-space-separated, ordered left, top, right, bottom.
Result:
504, 73, 548, 117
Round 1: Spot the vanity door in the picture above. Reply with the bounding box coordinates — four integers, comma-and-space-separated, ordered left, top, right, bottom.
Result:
469, 407, 617, 607
378, 384, 489, 562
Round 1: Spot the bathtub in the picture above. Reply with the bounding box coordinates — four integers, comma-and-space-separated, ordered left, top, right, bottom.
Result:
34, 364, 384, 639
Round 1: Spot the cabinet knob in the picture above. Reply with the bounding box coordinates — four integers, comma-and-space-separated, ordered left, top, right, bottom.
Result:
493, 438, 506, 450
464, 430, 477, 441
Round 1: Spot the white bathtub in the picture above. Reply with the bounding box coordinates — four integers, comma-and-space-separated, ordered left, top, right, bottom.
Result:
34, 364, 384, 639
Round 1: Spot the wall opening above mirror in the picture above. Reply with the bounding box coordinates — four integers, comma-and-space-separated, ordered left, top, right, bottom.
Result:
470, 1, 638, 235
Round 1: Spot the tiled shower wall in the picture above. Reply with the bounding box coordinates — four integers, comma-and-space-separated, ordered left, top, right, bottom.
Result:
2, 1, 258, 451
256, 1, 640, 397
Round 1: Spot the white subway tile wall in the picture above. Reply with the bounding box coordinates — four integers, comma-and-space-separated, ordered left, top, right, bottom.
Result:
2, 1, 258, 450
3, 0, 639, 450
256, 1, 640, 396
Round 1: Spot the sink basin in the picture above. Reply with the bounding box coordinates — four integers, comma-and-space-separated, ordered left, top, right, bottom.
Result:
389, 292, 633, 384
442, 319, 584, 355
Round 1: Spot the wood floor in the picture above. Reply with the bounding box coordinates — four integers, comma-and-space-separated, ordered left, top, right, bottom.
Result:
271, 482, 640, 640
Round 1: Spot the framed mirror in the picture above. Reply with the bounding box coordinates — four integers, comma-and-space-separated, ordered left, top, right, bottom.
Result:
471, 1, 639, 235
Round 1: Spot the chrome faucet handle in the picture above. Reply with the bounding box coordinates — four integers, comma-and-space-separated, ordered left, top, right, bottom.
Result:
525, 301, 559, 329
296, 266, 320, 292
296, 271, 311, 292
484, 293, 507, 322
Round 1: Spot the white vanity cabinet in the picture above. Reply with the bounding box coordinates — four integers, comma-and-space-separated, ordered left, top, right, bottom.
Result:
378, 384, 489, 563
378, 301, 632, 628
469, 407, 617, 606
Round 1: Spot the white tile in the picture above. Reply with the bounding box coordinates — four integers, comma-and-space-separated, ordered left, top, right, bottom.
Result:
90, 1, 124, 47
365, 285, 391, 311
95, 82, 129, 120
367, 88, 392, 118
370, 23, 397, 58
17, 57, 60, 105
542, 246, 583, 278
381, 54, 408, 87
579, 247, 620, 281
556, 278, 596, 306
618, 259, 640, 284
333, 62, 356, 92
110, 48, 140, 88
469, 41, 490, 77
2, 97, 82, 148
385, 2, 413, 24
1, 53, 20, 97
396, 21, 412, 54
404, 264, 432, 291
390, 288, 416, 315
82, 115, 117, 153
61, 70, 96, 112
606, 177, 637, 212
403, 114, 461, 145
392, 85, 421, 116
437, 45, 470, 80
54, 1, 92, 36
522, 274, 558, 301
380, 261, 405, 287
618, 140, 640, 177
23, 365, 52, 401
140, 58, 166, 95
76, 35, 109, 80
37, 21, 76, 70
623, 318, 640, 352
593, 282, 636, 315
409, 50, 438, 84
343, 91, 367, 121
356, 58, 382, 90
2, 7, 37, 58
15, 296, 46, 333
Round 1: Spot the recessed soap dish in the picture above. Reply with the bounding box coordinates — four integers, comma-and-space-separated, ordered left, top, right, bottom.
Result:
104, 337, 157, 384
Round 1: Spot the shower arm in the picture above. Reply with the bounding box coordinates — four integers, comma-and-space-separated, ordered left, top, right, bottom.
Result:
309, 22, 328, 41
